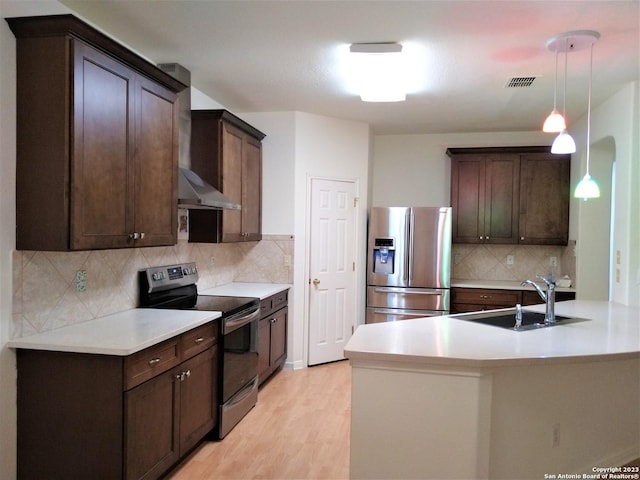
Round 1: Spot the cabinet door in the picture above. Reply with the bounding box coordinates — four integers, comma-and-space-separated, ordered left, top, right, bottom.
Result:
179, 346, 218, 455
241, 135, 263, 241
519, 154, 570, 245
72, 41, 134, 249
133, 75, 178, 246
484, 154, 520, 244
450, 155, 485, 243
269, 307, 287, 368
125, 367, 180, 480
220, 122, 245, 242
258, 316, 271, 381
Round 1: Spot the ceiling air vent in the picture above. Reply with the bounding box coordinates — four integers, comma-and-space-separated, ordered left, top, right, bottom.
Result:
505, 76, 537, 88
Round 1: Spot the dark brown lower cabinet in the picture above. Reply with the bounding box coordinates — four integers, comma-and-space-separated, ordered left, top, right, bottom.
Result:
125, 347, 217, 480
258, 290, 289, 385
125, 367, 180, 480
521, 290, 577, 306
16, 323, 218, 480
451, 287, 576, 314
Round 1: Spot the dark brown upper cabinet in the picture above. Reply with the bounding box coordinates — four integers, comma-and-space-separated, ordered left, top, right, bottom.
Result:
448, 146, 570, 246
7, 14, 186, 250
188, 110, 266, 243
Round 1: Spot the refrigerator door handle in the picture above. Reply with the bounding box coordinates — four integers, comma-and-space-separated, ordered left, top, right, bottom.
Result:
404, 210, 411, 282
372, 308, 445, 317
373, 287, 445, 295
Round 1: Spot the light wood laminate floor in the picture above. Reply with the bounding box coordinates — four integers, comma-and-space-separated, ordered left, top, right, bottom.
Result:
167, 360, 351, 480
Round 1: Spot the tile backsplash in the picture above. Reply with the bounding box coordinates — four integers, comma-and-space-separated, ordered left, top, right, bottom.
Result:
452, 242, 576, 284
12, 235, 294, 339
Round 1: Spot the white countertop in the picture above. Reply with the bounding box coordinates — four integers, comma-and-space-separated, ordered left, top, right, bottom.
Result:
8, 282, 289, 356
200, 282, 290, 299
452, 279, 576, 293
7, 309, 221, 356
345, 300, 639, 368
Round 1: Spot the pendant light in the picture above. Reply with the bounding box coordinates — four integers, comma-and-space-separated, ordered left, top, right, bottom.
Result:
551, 37, 576, 154
574, 39, 601, 200
542, 48, 566, 132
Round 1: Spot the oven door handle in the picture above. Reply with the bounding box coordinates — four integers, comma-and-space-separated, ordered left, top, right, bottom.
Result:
223, 306, 261, 334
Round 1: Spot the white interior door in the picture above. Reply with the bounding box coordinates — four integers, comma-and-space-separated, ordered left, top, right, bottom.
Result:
308, 178, 357, 366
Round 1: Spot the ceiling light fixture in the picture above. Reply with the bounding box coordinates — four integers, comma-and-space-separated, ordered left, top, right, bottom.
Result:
542, 47, 566, 132
349, 42, 406, 102
545, 31, 600, 159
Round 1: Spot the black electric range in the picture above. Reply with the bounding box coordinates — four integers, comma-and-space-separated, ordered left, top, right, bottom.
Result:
138, 262, 261, 438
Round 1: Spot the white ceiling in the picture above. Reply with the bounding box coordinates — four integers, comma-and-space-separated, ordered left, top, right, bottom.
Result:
59, 0, 639, 135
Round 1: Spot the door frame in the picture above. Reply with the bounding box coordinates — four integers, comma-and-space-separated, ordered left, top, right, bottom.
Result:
303, 174, 363, 367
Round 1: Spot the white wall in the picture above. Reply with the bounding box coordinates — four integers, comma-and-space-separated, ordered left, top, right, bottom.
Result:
571, 82, 639, 306
294, 112, 370, 368
372, 131, 550, 207
0, 6, 18, 478
240, 112, 296, 235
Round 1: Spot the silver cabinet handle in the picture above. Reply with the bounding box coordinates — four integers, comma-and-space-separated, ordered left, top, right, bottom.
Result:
194, 337, 204, 344
148, 357, 160, 366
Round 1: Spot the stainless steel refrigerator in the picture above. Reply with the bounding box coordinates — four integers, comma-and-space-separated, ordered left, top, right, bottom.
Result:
366, 207, 452, 323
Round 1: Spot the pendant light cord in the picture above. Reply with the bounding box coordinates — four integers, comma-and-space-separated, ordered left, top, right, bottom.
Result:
586, 42, 593, 176
553, 49, 559, 109
562, 38, 568, 121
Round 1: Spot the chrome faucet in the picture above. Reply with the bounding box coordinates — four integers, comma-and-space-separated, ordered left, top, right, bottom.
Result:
521, 275, 556, 323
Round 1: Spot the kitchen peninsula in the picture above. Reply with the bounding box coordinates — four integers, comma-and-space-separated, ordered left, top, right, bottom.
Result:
345, 300, 640, 479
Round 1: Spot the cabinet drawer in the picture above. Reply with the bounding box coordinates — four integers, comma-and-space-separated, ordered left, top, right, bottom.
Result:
453, 288, 521, 306
181, 322, 217, 360
125, 338, 180, 390
260, 290, 288, 317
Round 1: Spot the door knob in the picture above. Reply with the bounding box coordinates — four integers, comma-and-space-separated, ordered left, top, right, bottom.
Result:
312, 278, 320, 286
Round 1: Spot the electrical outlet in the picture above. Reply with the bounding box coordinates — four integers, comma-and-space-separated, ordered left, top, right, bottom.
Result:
552, 423, 560, 448
549, 256, 558, 267
454, 253, 462, 265
209, 257, 215, 266
283, 254, 291, 267
506, 255, 514, 266
75, 270, 87, 292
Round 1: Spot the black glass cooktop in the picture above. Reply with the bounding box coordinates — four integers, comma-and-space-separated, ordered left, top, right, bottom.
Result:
146, 293, 257, 316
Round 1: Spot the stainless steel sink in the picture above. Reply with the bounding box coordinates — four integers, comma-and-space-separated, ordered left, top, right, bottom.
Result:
450, 309, 590, 331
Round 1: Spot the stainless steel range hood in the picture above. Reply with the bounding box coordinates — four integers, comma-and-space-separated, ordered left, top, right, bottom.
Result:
158, 63, 240, 212
178, 168, 240, 210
